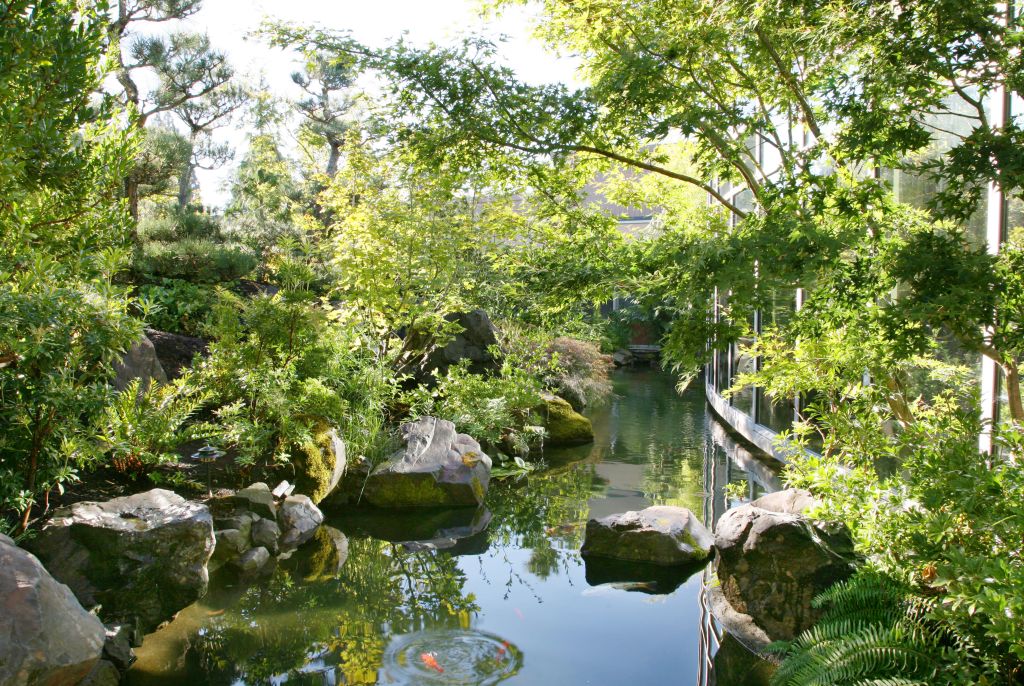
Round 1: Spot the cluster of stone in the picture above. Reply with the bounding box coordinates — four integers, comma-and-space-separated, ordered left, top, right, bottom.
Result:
209, 481, 325, 577
579, 489, 857, 649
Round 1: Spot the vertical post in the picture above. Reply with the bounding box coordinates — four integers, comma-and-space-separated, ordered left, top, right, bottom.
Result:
980, 3, 1011, 453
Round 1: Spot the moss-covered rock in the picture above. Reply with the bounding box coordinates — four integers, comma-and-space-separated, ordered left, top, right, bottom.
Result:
293, 426, 346, 505
541, 394, 594, 447
362, 417, 491, 508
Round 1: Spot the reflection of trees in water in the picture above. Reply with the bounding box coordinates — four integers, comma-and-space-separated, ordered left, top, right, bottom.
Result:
186, 536, 479, 685
485, 462, 596, 581
640, 449, 706, 515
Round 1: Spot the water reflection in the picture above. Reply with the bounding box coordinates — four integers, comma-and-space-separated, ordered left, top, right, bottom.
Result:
129, 370, 781, 686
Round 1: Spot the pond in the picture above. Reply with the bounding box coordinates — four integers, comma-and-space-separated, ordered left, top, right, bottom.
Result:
128, 368, 781, 686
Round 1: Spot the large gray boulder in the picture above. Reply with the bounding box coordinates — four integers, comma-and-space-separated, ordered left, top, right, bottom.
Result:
113, 336, 167, 392
0, 534, 106, 686
714, 489, 856, 641
581, 506, 713, 565
145, 328, 207, 380
362, 417, 492, 508
27, 489, 215, 634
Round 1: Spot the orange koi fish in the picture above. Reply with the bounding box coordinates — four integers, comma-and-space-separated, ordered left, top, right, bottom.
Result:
495, 640, 511, 664
420, 652, 444, 673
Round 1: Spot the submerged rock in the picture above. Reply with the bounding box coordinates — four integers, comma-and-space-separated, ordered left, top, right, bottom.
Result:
78, 660, 121, 686
540, 394, 594, 447
28, 489, 215, 634
581, 506, 713, 565
0, 534, 106, 686
714, 488, 856, 641
610, 349, 634, 367
363, 417, 492, 508
710, 633, 777, 686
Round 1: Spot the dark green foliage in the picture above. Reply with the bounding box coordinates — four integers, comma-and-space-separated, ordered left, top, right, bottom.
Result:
97, 375, 212, 473
0, 0, 141, 531
771, 572, 985, 686
138, 278, 217, 335
194, 250, 396, 483
129, 127, 192, 203
139, 205, 223, 241
136, 238, 257, 283
136, 205, 258, 282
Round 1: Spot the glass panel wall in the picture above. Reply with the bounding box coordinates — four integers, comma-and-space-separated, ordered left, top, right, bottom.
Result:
757, 289, 798, 433
730, 311, 757, 416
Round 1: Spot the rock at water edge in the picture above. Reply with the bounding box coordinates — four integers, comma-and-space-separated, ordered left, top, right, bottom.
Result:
714, 491, 855, 641
0, 533, 106, 686
541, 394, 594, 447
27, 488, 215, 634
581, 506, 713, 565
363, 417, 492, 508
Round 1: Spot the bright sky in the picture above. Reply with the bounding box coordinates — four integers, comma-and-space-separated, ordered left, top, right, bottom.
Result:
161, 0, 579, 207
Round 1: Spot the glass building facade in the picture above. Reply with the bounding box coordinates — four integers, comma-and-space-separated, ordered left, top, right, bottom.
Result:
705, 86, 1018, 459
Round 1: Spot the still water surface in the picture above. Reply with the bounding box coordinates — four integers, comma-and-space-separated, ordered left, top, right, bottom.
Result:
129, 369, 780, 686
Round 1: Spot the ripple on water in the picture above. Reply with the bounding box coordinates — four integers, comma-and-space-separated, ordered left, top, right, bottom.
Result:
381, 629, 522, 685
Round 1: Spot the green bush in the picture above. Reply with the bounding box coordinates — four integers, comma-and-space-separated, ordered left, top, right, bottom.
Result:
137, 238, 258, 283
0, 0, 141, 533
194, 256, 396, 497
773, 379, 1024, 682
771, 571, 983, 686
403, 334, 549, 455
138, 206, 223, 243
138, 278, 218, 336
97, 374, 213, 474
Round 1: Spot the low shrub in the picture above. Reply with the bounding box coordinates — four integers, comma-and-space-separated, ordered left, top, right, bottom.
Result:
545, 337, 613, 410
403, 360, 546, 455
138, 206, 223, 243
98, 374, 213, 474
137, 238, 258, 282
138, 278, 218, 336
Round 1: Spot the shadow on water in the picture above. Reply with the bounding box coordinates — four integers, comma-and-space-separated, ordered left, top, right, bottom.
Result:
128, 369, 781, 686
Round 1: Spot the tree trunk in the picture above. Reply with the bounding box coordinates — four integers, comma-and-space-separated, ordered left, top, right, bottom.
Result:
126, 176, 140, 223
326, 141, 341, 178
1002, 361, 1024, 424
884, 374, 915, 426
178, 158, 196, 209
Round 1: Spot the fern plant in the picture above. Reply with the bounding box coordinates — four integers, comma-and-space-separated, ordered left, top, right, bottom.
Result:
98, 374, 212, 473
771, 572, 988, 686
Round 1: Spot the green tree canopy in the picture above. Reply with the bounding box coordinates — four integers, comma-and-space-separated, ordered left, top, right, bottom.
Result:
0, 0, 141, 532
